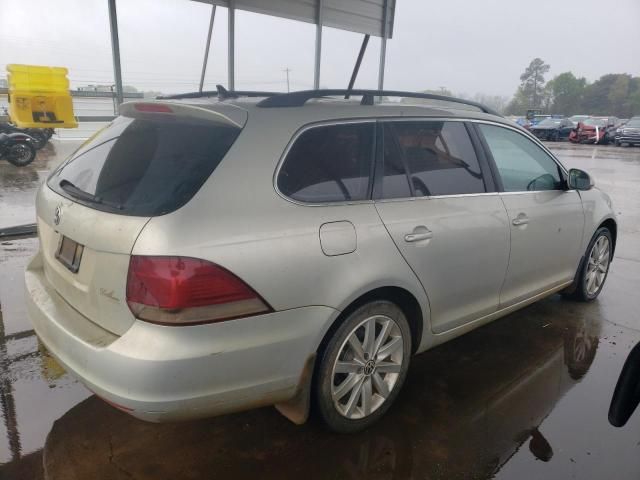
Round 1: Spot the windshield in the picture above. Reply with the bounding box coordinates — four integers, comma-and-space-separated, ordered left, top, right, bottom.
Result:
625, 119, 640, 128
48, 115, 241, 216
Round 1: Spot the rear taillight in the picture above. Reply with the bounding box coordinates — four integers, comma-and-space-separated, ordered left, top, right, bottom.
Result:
126, 256, 272, 325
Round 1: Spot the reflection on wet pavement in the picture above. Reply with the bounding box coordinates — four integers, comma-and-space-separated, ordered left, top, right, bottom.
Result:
0, 144, 639, 479
0, 140, 82, 230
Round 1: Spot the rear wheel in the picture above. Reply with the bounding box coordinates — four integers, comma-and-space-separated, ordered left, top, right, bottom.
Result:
564, 227, 612, 302
315, 300, 411, 433
5, 141, 36, 167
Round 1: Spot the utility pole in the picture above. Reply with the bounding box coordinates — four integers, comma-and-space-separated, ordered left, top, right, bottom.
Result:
284, 68, 291, 93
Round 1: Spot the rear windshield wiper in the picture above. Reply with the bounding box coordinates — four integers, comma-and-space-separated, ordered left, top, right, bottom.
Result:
59, 179, 124, 210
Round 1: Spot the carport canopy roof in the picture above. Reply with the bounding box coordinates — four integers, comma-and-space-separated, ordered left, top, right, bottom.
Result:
193, 0, 396, 38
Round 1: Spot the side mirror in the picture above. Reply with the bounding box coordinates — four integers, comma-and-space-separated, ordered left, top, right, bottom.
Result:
568, 168, 594, 190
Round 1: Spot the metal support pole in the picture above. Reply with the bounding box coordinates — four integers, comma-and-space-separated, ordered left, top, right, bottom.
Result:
107, 0, 124, 108
377, 0, 389, 95
345, 34, 370, 98
199, 5, 216, 93
313, 0, 323, 90
228, 0, 235, 91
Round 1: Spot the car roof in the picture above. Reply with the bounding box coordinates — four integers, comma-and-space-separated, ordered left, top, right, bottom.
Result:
159, 95, 518, 131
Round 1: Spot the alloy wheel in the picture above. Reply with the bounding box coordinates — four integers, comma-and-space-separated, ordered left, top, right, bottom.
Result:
331, 315, 404, 419
585, 235, 610, 296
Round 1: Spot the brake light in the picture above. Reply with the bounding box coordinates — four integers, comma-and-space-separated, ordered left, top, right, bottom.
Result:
134, 103, 173, 113
126, 256, 272, 325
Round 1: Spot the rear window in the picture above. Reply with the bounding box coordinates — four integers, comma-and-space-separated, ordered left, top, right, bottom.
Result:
48, 115, 240, 216
277, 123, 375, 203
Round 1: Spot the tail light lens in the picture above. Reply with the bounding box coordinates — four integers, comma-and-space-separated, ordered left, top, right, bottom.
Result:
126, 256, 272, 325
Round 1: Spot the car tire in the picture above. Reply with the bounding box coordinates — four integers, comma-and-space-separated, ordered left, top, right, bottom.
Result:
314, 300, 412, 433
563, 227, 612, 302
614, 140, 621, 147
5, 141, 37, 167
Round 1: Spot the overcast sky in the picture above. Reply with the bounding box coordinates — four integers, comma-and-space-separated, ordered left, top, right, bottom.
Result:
1, 0, 639, 97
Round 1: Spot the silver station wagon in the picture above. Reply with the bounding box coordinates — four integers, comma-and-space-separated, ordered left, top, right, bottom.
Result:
25, 89, 616, 432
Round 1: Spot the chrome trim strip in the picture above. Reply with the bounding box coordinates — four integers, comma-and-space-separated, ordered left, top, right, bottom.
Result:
374, 192, 500, 204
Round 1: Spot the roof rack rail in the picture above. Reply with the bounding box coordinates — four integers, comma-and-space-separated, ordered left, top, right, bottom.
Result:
256, 89, 501, 116
158, 85, 280, 101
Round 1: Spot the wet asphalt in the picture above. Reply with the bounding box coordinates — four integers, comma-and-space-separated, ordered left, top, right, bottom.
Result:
1, 141, 640, 480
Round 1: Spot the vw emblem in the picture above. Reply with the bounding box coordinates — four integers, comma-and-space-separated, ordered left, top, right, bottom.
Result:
54, 205, 62, 226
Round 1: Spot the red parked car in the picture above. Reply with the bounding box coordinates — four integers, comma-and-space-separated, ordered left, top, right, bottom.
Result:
569, 117, 620, 144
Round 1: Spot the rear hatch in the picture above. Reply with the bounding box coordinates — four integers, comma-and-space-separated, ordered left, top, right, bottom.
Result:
38, 101, 245, 335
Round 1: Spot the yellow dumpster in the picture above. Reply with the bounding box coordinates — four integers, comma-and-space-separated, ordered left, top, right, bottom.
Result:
7, 64, 77, 128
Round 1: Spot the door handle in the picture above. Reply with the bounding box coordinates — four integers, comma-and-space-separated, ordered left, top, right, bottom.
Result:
404, 227, 433, 243
512, 214, 529, 226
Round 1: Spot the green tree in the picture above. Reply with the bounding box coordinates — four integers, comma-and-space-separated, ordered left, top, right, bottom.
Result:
582, 74, 623, 115
548, 72, 587, 115
628, 77, 640, 117
519, 58, 551, 108
608, 75, 631, 117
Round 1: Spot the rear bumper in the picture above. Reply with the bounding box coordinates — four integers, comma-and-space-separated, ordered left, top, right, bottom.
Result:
25, 252, 338, 422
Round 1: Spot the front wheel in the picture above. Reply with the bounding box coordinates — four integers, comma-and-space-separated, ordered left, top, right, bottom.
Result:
5, 141, 36, 167
564, 227, 612, 302
314, 300, 412, 433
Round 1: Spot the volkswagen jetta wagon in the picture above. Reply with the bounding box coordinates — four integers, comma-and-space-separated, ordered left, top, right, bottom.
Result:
25, 89, 616, 432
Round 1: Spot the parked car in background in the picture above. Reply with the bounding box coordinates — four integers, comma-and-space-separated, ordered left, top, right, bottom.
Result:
512, 117, 532, 129
25, 90, 617, 433
529, 114, 552, 128
569, 116, 620, 144
530, 117, 574, 141
615, 117, 640, 146
569, 115, 591, 127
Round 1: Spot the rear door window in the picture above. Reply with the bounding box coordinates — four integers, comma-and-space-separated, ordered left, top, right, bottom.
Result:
380, 121, 486, 197
48, 115, 241, 216
277, 123, 375, 203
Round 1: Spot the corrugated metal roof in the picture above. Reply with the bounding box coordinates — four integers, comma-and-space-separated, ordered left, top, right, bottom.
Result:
193, 0, 395, 38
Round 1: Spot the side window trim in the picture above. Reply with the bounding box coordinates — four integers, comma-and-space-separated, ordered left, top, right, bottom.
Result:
365, 122, 378, 201
373, 121, 415, 200
372, 121, 385, 199
465, 122, 498, 193
468, 122, 504, 192
473, 121, 568, 193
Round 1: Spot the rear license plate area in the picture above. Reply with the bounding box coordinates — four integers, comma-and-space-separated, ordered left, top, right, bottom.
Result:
55, 236, 84, 273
